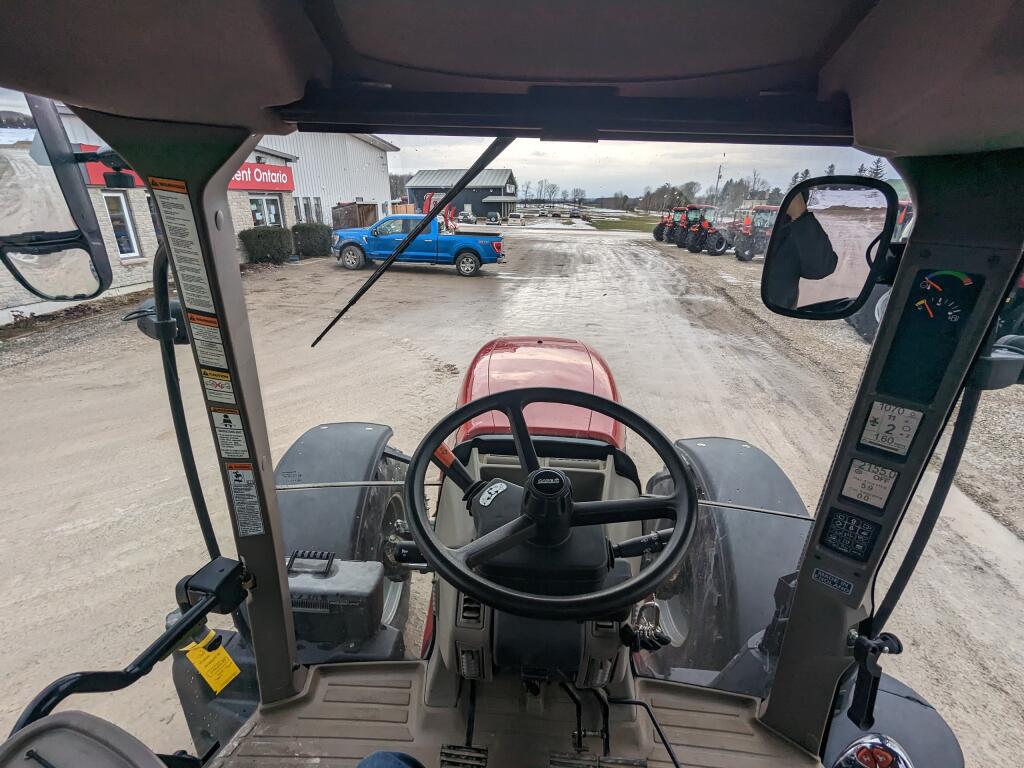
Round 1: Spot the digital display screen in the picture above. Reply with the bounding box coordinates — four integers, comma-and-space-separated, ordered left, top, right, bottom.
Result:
820, 509, 882, 563
877, 269, 984, 404
842, 460, 899, 509
860, 401, 923, 456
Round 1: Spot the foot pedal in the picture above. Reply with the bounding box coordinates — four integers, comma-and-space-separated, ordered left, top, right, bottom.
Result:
549, 755, 645, 767
440, 744, 488, 767
549, 754, 598, 767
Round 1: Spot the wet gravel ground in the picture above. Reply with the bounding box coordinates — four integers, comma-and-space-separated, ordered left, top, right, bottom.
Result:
675, 246, 1023, 538
0, 228, 1021, 766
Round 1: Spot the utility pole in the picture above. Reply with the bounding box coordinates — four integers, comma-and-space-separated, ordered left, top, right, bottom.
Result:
712, 153, 724, 205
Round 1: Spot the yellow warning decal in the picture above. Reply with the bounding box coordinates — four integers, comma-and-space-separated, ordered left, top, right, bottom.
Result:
184, 630, 240, 694
148, 176, 188, 194
201, 368, 235, 404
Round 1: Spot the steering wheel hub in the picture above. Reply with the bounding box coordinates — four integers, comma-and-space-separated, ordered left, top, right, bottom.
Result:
522, 468, 573, 545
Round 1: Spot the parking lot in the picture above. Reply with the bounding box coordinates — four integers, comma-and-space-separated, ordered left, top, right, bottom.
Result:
1, 227, 1021, 765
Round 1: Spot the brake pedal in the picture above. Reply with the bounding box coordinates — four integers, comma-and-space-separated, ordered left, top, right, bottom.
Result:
440, 744, 488, 767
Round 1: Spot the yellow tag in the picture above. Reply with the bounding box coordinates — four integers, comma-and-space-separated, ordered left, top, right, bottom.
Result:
186, 640, 240, 694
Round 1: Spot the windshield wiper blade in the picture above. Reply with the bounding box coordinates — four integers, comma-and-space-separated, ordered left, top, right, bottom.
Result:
311, 136, 515, 347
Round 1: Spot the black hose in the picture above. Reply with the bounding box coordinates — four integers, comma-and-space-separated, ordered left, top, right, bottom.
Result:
870, 386, 983, 634
153, 246, 220, 560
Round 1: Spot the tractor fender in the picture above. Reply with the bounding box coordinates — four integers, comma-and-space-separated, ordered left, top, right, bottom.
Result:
274, 422, 404, 560
646, 437, 811, 667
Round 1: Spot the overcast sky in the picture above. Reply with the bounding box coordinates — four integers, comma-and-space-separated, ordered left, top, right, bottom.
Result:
381, 134, 895, 197
1, 87, 892, 196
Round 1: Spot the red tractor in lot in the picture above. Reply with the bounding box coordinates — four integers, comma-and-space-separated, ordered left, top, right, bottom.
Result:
733, 204, 780, 261
653, 206, 686, 241
677, 204, 728, 254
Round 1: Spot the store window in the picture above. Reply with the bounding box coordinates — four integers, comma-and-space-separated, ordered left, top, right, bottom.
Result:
294, 197, 302, 223
314, 197, 324, 224
102, 191, 141, 258
302, 197, 313, 223
249, 194, 284, 227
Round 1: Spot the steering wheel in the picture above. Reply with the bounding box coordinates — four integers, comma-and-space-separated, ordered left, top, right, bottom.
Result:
404, 387, 697, 620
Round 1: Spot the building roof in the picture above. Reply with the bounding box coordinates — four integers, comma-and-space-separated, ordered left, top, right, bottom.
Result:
406, 169, 514, 189
353, 134, 399, 152
481, 195, 519, 203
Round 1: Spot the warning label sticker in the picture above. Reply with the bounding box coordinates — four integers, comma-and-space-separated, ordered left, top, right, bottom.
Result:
149, 177, 216, 314
226, 463, 265, 536
201, 368, 235, 404
210, 406, 249, 459
187, 312, 228, 369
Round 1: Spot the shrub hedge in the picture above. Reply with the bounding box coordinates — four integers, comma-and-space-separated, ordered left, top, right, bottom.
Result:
238, 226, 293, 264
291, 222, 333, 258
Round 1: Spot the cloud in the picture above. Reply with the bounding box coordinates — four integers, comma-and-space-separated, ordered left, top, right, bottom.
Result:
382, 134, 894, 196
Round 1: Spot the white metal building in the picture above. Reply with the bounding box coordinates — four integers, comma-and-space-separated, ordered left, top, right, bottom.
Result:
1, 110, 398, 313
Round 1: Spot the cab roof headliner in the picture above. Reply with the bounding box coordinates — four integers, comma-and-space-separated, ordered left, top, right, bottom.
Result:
1, 0, 1022, 157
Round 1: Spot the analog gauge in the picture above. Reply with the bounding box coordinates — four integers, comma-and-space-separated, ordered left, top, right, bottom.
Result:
914, 270, 975, 324
877, 269, 985, 405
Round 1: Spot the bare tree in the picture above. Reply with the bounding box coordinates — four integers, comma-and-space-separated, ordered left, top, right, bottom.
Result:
536, 178, 547, 202
747, 169, 768, 198
545, 182, 560, 202
560, 189, 570, 201
521, 181, 533, 201
571, 187, 586, 202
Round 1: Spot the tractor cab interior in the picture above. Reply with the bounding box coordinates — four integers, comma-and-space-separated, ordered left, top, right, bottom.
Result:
2, 2, 1024, 768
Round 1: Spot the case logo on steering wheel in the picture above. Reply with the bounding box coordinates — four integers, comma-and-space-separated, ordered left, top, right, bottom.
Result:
479, 481, 508, 507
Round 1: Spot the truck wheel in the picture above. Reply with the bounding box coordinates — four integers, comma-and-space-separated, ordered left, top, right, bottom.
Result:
340, 245, 365, 270
456, 252, 481, 276
708, 233, 728, 255
653, 223, 665, 241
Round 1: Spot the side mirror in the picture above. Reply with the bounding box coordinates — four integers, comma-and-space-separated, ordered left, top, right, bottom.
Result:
0, 95, 112, 301
369, 228, 379, 236
761, 176, 898, 319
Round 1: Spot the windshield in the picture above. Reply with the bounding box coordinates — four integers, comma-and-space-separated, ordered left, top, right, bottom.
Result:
753, 210, 775, 228
6, 130, 1019, 755
686, 208, 701, 223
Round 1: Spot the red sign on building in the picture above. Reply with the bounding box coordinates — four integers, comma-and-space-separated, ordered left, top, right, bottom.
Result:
79, 144, 294, 193
228, 163, 294, 191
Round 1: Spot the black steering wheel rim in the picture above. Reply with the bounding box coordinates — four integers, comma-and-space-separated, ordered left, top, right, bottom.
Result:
404, 387, 697, 620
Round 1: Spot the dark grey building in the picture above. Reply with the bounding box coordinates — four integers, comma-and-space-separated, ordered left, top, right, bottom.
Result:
405, 169, 518, 218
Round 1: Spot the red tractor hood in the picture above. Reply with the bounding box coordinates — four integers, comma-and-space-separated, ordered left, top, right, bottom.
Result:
456, 337, 625, 449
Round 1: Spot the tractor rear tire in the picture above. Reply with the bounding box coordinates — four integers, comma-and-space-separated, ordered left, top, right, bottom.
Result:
653, 223, 665, 241
674, 229, 688, 248
340, 245, 365, 270
686, 233, 703, 253
708, 233, 728, 255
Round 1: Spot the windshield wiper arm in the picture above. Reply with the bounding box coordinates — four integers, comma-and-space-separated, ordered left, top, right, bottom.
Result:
311, 136, 515, 347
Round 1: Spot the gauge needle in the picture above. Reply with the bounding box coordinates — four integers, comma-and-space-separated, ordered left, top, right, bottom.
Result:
924, 278, 943, 291
916, 299, 935, 318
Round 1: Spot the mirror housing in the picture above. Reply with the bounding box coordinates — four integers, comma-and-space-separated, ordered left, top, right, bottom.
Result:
760, 176, 898, 320
0, 95, 112, 301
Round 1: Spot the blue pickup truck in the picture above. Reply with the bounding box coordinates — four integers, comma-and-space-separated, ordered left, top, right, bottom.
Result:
332, 214, 503, 276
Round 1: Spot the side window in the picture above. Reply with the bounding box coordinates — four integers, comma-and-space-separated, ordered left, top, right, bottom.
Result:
377, 218, 402, 236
